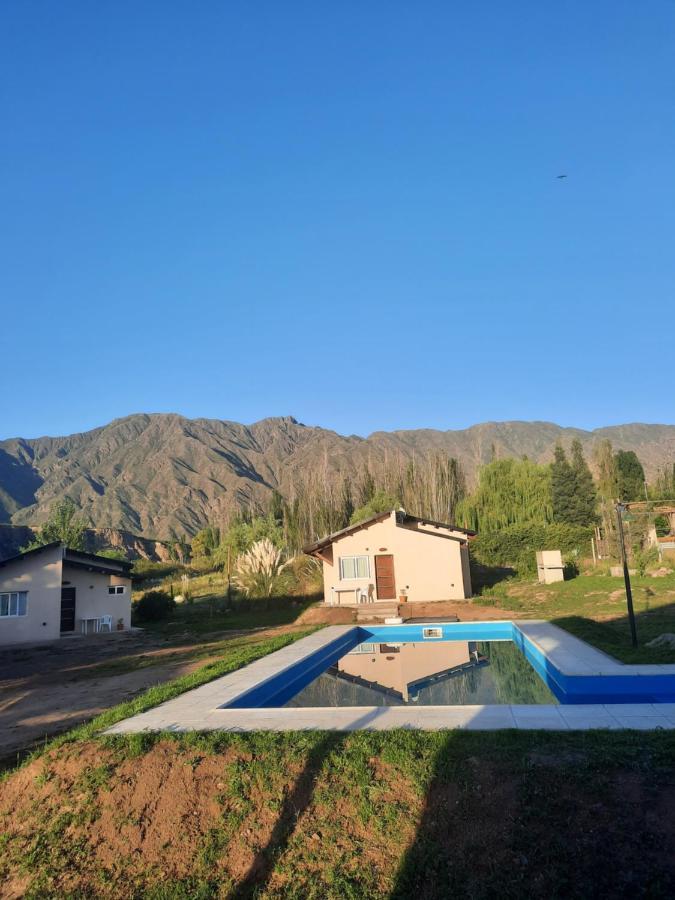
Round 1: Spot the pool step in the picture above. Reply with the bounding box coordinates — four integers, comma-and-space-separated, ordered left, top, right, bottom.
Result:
356, 602, 400, 622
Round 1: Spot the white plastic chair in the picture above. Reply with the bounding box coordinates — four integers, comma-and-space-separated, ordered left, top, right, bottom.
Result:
98, 615, 113, 633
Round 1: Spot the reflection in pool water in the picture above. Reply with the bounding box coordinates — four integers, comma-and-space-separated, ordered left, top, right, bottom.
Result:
284, 640, 557, 707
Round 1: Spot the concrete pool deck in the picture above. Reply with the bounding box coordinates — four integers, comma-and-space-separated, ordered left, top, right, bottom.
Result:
105, 622, 675, 734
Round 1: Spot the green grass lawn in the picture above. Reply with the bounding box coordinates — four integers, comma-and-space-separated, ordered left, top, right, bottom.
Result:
133, 565, 320, 637
475, 572, 675, 662
135, 594, 316, 637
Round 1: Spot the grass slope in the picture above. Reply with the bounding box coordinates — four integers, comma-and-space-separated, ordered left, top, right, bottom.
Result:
2, 730, 675, 898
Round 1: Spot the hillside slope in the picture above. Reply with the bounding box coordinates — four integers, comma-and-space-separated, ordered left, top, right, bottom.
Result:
0, 414, 673, 538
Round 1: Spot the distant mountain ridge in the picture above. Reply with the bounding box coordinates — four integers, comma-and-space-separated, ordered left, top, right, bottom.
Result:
1, 414, 674, 540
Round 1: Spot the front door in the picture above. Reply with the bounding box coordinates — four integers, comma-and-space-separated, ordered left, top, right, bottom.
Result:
60, 587, 76, 633
374, 555, 396, 600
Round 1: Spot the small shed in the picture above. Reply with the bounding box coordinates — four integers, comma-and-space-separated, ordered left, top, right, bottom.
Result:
536, 550, 564, 584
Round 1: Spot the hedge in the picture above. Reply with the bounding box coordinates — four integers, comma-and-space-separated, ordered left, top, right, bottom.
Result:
471, 523, 594, 575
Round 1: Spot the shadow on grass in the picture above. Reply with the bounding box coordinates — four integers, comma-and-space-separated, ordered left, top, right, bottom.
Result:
390, 730, 675, 899
469, 560, 517, 594
136, 594, 320, 636
553, 599, 675, 663
230, 732, 345, 899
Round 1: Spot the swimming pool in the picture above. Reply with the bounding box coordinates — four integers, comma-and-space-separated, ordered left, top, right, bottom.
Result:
105, 622, 675, 735
223, 622, 675, 708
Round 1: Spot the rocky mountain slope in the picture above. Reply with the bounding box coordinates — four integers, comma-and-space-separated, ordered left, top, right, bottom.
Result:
1, 414, 673, 540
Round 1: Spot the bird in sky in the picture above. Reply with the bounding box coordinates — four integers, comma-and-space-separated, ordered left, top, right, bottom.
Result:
556, 174, 568, 179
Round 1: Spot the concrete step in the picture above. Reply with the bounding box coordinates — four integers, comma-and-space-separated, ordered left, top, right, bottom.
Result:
356, 603, 400, 621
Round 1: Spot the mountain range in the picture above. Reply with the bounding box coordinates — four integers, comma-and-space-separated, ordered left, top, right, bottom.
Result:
1, 414, 674, 541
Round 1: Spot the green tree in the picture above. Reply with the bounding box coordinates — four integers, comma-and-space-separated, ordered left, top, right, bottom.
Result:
349, 490, 399, 526
551, 445, 578, 524
593, 439, 618, 499
615, 450, 646, 501
191, 525, 220, 558
652, 463, 675, 500
457, 458, 552, 532
213, 514, 284, 567
269, 490, 284, 525
96, 548, 128, 561
24, 499, 87, 551
570, 439, 598, 525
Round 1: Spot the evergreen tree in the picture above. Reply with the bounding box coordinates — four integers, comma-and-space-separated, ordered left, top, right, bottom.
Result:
551, 442, 599, 526
570, 439, 599, 525
614, 450, 646, 501
551, 445, 578, 524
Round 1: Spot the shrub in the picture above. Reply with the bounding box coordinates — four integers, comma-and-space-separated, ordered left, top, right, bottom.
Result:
632, 545, 660, 577
134, 590, 176, 621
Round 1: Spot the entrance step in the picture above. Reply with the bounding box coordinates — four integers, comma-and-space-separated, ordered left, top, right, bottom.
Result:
356, 603, 400, 621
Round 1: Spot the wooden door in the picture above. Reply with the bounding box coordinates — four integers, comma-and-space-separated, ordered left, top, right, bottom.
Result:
60, 587, 76, 633
374, 555, 396, 600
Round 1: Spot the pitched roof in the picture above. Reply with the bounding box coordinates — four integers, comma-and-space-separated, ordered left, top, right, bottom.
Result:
303, 510, 475, 555
0, 542, 133, 576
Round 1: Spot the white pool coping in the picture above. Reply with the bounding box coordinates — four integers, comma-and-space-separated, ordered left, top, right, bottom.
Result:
104, 622, 675, 734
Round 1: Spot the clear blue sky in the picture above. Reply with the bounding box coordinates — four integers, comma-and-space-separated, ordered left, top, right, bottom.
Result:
2, 2, 674, 440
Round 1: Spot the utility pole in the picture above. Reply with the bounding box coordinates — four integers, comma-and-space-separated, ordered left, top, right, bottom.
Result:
615, 502, 638, 648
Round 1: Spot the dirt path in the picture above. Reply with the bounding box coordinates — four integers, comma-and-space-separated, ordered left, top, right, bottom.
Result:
0, 627, 298, 762
0, 655, 215, 761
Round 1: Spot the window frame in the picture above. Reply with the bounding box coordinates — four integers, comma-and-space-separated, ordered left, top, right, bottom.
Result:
108, 585, 126, 595
0, 591, 28, 618
339, 555, 371, 580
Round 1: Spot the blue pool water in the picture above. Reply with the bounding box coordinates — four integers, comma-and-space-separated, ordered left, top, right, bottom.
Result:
223, 623, 675, 708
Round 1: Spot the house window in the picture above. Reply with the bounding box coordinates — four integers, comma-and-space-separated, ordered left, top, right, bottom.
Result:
0, 592, 28, 617
339, 556, 370, 579
348, 643, 376, 655
108, 585, 125, 595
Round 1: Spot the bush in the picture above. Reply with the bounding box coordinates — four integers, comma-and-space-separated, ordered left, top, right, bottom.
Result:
472, 523, 594, 577
632, 545, 660, 577
133, 590, 176, 622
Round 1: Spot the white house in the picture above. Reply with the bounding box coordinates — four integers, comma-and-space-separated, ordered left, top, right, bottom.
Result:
304, 510, 474, 605
0, 542, 132, 647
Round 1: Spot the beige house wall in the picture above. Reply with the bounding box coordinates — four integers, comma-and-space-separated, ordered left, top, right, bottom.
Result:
0, 548, 132, 647
320, 512, 472, 604
61, 566, 132, 631
0, 545, 63, 645
339, 641, 471, 699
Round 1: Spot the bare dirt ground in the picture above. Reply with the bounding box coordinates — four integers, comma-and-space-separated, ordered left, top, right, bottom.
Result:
0, 627, 293, 762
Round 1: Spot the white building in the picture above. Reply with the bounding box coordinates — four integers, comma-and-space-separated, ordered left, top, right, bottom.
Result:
0, 542, 132, 647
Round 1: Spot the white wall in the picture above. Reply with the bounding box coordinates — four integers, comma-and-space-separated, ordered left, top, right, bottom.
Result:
320, 512, 472, 604
0, 546, 63, 645
61, 565, 132, 631
0, 547, 132, 647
